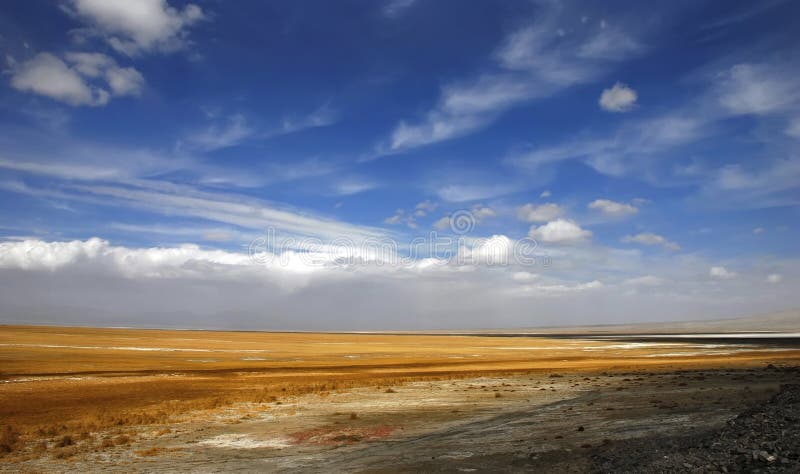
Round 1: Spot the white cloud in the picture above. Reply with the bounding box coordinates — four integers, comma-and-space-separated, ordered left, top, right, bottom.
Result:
433, 216, 450, 230
469, 235, 514, 265
382, 0, 416, 18
787, 117, 800, 138
384, 4, 645, 152
624, 275, 664, 286
186, 114, 253, 151
16, 179, 386, 242
539, 190, 551, 198
436, 183, 517, 202
1, 237, 798, 330
65, 0, 206, 55
11, 53, 102, 106
704, 158, 800, 208
414, 200, 437, 216
753, 227, 765, 235
709, 266, 737, 280
588, 198, 638, 217
10, 52, 143, 106
516, 203, 563, 223
767, 273, 782, 284
622, 232, 680, 251
279, 104, 338, 135
186, 106, 338, 152
528, 219, 591, 244
333, 179, 377, 196
512, 271, 538, 282
509, 111, 704, 178
599, 82, 637, 112
470, 204, 496, 223
715, 63, 800, 116
510, 60, 800, 187
384, 209, 416, 229
431, 205, 495, 232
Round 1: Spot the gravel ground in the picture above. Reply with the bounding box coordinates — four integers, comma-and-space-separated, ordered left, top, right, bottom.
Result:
591, 367, 800, 473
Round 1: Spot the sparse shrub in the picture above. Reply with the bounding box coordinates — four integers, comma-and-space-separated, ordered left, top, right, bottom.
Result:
0, 426, 21, 454
55, 435, 73, 448
54, 446, 78, 459
135, 447, 163, 457
349, 412, 358, 420
494, 392, 503, 398
385, 388, 397, 393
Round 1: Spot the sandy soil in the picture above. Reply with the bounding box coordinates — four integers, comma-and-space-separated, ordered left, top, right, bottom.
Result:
1, 325, 799, 472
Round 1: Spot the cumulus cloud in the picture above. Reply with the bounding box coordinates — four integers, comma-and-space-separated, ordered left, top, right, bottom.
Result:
470, 204, 496, 222
467, 235, 514, 265
433, 205, 496, 232
622, 232, 680, 251
65, 0, 206, 56
528, 219, 591, 244
709, 266, 737, 280
767, 273, 782, 284
414, 200, 437, 216
1, 238, 798, 330
516, 203, 564, 223
10, 52, 143, 106
588, 198, 638, 217
599, 82, 637, 112
384, 200, 441, 228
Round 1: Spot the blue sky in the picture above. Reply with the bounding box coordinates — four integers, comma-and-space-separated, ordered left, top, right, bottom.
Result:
0, 0, 798, 329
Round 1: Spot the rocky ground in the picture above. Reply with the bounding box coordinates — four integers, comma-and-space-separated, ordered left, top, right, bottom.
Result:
590, 367, 800, 473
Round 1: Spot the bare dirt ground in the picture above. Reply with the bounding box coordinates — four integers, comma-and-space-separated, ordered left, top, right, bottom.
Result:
1, 325, 800, 472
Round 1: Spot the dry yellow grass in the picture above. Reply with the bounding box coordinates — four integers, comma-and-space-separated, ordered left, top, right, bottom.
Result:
1, 324, 799, 460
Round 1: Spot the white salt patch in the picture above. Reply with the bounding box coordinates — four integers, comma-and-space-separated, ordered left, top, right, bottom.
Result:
495, 346, 573, 350
198, 434, 291, 449
441, 451, 474, 459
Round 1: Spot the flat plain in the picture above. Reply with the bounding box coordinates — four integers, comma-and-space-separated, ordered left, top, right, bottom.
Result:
1, 324, 800, 472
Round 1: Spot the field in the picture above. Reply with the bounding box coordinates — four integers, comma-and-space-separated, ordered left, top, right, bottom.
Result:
2, 324, 800, 471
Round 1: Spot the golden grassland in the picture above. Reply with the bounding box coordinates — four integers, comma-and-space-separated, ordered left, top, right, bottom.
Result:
1, 324, 799, 460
